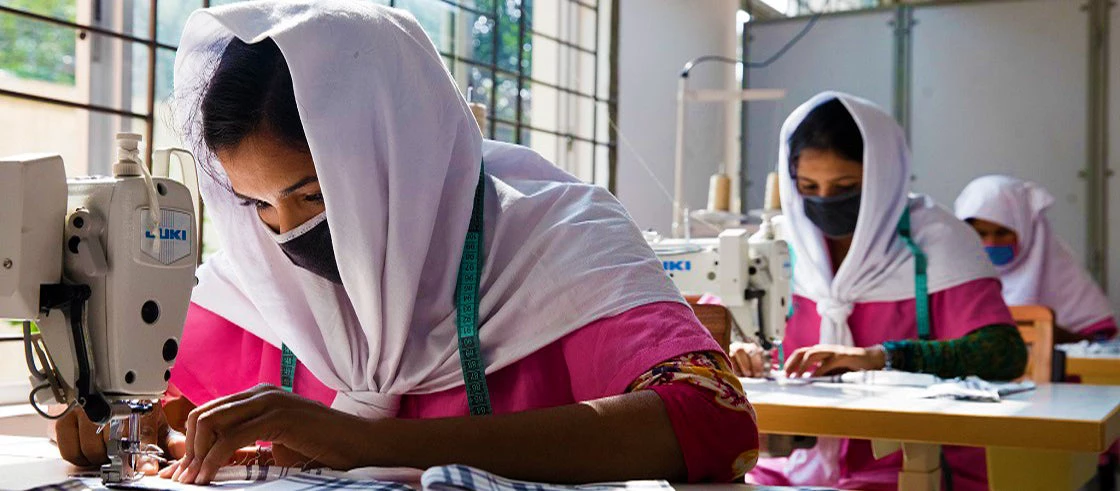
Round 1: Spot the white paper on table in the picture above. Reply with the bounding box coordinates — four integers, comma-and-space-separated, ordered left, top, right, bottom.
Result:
1057, 339, 1120, 357
766, 370, 939, 387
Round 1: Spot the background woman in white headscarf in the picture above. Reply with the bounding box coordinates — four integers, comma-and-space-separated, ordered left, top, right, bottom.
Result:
956, 175, 1117, 342
52, 0, 761, 484
730, 93, 1026, 491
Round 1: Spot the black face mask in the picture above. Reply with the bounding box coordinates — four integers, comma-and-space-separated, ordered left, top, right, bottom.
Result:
803, 190, 861, 238
273, 213, 342, 284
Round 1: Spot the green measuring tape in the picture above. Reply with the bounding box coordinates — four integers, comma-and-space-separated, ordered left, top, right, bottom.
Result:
897, 207, 931, 340
277, 164, 492, 415
456, 164, 492, 415
280, 344, 296, 393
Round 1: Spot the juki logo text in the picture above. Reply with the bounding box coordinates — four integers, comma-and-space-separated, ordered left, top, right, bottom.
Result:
662, 260, 691, 272
145, 228, 188, 241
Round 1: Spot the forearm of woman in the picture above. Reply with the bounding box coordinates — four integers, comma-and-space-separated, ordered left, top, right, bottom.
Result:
354, 390, 685, 483
882, 324, 1028, 380
1053, 325, 1092, 344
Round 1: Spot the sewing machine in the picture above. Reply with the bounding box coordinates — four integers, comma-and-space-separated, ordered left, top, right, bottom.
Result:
651, 213, 791, 348
0, 134, 198, 484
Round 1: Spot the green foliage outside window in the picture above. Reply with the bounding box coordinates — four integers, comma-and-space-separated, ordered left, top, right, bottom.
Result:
0, 0, 77, 85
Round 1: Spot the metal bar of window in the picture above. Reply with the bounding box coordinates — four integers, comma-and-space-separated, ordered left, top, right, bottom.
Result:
591, 0, 600, 183
441, 52, 611, 113
527, 76, 606, 104
438, 49, 616, 106
531, 29, 595, 56
488, 0, 499, 138
572, 0, 597, 12
441, 50, 506, 74
437, 0, 489, 19
145, 0, 159, 165
0, 5, 177, 51
607, 0, 618, 192
492, 116, 613, 147
441, 43, 613, 110
448, 4, 458, 78
514, 1, 526, 144
0, 88, 149, 120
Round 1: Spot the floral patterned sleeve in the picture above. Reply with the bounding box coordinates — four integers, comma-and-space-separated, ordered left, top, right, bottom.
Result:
627, 351, 760, 483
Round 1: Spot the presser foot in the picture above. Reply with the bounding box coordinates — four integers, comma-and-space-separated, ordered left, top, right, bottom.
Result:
100, 401, 160, 484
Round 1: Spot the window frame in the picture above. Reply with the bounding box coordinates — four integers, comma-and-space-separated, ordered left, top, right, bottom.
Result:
0, 0, 615, 181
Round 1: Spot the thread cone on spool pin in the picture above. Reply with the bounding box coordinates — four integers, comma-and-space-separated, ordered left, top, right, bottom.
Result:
708, 172, 731, 212
469, 103, 487, 136
764, 172, 782, 211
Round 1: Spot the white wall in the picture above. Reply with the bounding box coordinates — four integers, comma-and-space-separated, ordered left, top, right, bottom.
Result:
743, 11, 895, 210
909, 0, 1089, 271
616, 0, 739, 234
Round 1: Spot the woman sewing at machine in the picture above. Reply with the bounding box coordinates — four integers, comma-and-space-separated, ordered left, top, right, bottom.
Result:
53, 0, 760, 485
955, 175, 1117, 342
728, 93, 1027, 491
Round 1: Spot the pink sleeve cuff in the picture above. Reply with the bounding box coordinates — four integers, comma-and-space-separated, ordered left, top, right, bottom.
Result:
649, 383, 760, 483
1078, 318, 1118, 340
561, 301, 722, 401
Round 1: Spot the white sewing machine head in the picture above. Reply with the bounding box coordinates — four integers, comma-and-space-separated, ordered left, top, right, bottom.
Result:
0, 134, 198, 483
650, 215, 792, 348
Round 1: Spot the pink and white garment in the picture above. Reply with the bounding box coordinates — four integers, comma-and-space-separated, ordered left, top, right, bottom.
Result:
749, 278, 1014, 491
764, 92, 999, 487
173, 1, 684, 420
955, 175, 1116, 337
169, 300, 758, 482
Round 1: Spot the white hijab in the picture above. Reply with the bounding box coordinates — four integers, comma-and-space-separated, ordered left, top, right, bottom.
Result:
779, 92, 997, 486
779, 92, 997, 346
955, 175, 1113, 332
174, 0, 682, 419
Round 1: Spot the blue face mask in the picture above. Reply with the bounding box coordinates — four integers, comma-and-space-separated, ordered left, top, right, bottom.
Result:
985, 244, 1017, 267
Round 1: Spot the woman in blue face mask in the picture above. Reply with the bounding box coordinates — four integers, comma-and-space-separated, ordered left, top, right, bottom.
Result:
956, 176, 1117, 342
731, 93, 1028, 491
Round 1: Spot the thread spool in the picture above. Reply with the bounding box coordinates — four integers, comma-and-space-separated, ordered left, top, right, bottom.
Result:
764, 171, 781, 211
707, 172, 731, 212
468, 103, 488, 136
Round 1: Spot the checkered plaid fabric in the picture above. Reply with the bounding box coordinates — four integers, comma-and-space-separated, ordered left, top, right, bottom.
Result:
421, 465, 672, 491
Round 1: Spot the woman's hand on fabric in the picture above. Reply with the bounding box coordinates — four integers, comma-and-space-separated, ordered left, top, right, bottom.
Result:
53, 403, 185, 475
728, 342, 770, 378
163, 384, 373, 485
782, 344, 886, 378
159, 442, 307, 480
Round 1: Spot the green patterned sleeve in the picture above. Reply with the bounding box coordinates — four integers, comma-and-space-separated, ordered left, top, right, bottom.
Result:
881, 324, 1028, 381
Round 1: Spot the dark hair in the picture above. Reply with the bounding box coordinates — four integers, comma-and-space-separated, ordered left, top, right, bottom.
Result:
201, 37, 307, 157
787, 98, 863, 177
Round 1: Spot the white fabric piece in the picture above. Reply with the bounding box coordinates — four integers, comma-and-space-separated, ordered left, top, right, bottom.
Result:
1057, 339, 1120, 357
777, 92, 997, 484
779, 91, 997, 346
955, 175, 1114, 332
783, 438, 842, 486
176, 1, 682, 419
922, 376, 1036, 402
